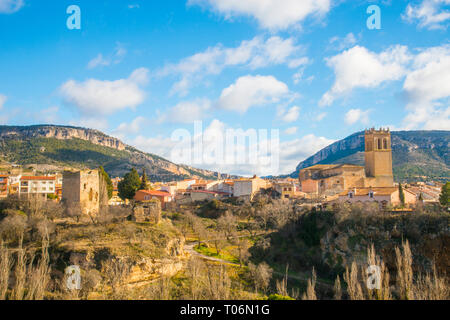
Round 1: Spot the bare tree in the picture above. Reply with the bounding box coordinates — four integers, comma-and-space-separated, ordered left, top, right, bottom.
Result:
217, 211, 238, 240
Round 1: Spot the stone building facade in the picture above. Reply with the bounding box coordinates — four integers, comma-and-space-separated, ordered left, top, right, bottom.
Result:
62, 169, 108, 217
299, 128, 394, 196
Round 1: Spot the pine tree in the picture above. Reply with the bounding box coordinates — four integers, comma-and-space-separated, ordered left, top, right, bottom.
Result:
399, 183, 405, 207
99, 166, 113, 199
118, 168, 141, 200
439, 182, 449, 208
140, 168, 150, 190
418, 193, 423, 202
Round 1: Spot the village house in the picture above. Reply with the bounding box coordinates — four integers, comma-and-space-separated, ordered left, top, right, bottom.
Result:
19, 176, 56, 198
274, 181, 296, 200
0, 175, 8, 198
134, 190, 173, 209
189, 190, 232, 202
338, 187, 417, 209
215, 180, 234, 195
233, 176, 269, 200
406, 184, 442, 204
189, 180, 220, 191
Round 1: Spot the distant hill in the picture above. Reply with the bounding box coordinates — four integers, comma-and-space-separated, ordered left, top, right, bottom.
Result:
0, 125, 223, 181
290, 130, 450, 182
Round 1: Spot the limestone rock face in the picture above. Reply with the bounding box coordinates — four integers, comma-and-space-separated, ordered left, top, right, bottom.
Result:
0, 124, 224, 180
0, 125, 126, 150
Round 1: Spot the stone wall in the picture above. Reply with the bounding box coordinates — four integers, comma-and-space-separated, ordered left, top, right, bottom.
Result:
132, 200, 162, 224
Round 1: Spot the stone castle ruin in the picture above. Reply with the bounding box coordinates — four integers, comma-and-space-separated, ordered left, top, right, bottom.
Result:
62, 169, 108, 218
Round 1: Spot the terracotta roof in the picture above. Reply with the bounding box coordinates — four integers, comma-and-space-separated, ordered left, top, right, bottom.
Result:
21, 176, 56, 181
137, 190, 171, 197
301, 164, 338, 171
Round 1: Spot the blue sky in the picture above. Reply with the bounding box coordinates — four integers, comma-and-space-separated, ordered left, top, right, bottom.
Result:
0, 0, 449, 176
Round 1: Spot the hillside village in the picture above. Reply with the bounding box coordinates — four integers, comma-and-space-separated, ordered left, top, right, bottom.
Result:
0, 128, 444, 211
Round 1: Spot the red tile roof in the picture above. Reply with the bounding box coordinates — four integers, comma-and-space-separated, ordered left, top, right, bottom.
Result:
137, 190, 171, 197
21, 176, 56, 181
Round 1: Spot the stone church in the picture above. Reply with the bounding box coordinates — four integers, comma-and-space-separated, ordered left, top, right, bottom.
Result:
299, 128, 394, 196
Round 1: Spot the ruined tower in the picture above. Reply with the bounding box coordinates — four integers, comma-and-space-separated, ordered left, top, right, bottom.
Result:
364, 128, 394, 187
62, 169, 108, 218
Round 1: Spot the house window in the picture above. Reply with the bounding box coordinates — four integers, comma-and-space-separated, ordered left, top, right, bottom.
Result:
348, 192, 353, 199
369, 191, 374, 199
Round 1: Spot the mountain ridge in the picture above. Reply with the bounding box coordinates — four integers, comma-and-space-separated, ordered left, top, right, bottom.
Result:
0, 124, 223, 181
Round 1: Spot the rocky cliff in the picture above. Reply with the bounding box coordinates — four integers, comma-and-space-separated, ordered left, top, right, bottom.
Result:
0, 125, 126, 150
0, 125, 220, 180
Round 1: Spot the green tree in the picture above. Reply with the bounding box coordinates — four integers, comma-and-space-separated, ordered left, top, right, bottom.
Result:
140, 168, 150, 190
439, 182, 449, 208
418, 193, 423, 202
399, 183, 405, 207
99, 166, 113, 199
118, 168, 141, 200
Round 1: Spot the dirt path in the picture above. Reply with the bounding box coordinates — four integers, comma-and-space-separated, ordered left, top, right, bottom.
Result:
183, 238, 333, 290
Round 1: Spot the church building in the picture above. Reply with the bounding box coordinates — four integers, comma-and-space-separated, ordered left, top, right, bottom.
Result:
299, 128, 394, 196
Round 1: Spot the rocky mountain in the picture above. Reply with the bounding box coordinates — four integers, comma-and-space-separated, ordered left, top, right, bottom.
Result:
290, 130, 450, 182
0, 125, 222, 180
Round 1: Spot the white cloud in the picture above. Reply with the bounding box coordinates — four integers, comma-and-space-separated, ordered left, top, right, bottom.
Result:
159, 98, 212, 123
402, 45, 450, 129
320, 45, 411, 106
0, 0, 24, 14
188, 0, 331, 30
217, 75, 289, 113
113, 116, 146, 138
278, 106, 300, 123
316, 112, 327, 121
60, 68, 148, 116
69, 118, 109, 132
328, 33, 358, 51
0, 94, 7, 109
284, 127, 298, 135
403, 0, 450, 30
133, 119, 333, 176
88, 43, 127, 69
278, 134, 335, 175
320, 43, 450, 130
159, 35, 305, 95
344, 108, 371, 125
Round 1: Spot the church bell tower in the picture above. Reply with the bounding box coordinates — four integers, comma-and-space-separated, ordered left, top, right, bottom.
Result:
364, 128, 394, 187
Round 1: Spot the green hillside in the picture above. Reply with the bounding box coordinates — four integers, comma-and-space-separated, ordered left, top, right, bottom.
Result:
0, 125, 219, 181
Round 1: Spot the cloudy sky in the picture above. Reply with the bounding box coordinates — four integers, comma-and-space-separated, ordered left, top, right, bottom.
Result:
0, 0, 449, 176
